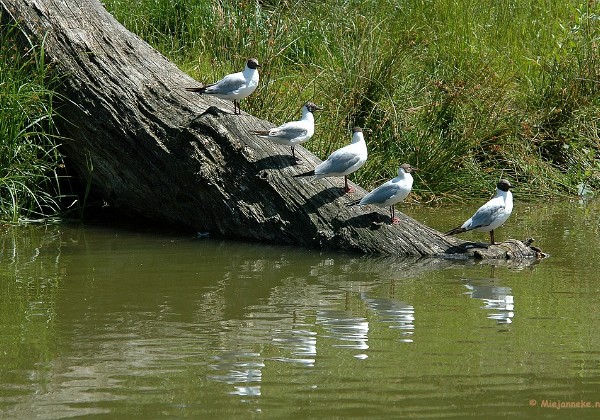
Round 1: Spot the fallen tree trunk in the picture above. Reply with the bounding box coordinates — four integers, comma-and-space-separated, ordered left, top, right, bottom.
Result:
1, 0, 544, 260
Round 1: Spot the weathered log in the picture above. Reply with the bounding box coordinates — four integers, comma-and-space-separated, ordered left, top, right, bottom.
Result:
1, 0, 544, 260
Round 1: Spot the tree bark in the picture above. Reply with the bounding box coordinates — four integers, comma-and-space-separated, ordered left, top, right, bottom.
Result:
1, 0, 544, 260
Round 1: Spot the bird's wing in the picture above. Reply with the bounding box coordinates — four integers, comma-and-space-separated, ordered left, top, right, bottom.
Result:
465, 200, 504, 230
205, 72, 246, 94
268, 123, 308, 140
360, 182, 400, 205
316, 149, 361, 175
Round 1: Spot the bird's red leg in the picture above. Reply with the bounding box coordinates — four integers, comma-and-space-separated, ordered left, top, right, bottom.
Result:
390, 206, 400, 224
344, 176, 354, 193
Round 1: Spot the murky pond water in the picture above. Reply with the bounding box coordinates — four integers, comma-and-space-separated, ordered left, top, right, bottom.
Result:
2, 199, 600, 418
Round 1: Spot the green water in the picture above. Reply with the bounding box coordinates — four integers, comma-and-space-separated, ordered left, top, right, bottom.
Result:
1, 199, 600, 418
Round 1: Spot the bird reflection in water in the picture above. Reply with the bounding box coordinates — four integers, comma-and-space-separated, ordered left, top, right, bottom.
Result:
316, 309, 370, 359
360, 294, 415, 342
463, 267, 515, 324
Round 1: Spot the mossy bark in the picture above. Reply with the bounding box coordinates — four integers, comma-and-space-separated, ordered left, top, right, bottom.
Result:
0, 0, 545, 260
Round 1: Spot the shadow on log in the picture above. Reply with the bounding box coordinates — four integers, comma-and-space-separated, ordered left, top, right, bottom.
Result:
1, 0, 545, 261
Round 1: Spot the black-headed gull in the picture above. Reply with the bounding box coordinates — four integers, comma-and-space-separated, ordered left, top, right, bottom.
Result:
251, 101, 321, 161
295, 127, 368, 193
185, 58, 260, 115
352, 163, 418, 224
445, 179, 513, 245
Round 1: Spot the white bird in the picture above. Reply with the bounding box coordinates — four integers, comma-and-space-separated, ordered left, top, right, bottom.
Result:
351, 163, 418, 224
250, 101, 321, 161
445, 179, 513, 245
294, 126, 368, 193
185, 58, 260, 115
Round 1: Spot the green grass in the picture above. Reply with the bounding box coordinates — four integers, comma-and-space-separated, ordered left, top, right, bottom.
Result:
2, 1, 598, 214
0, 20, 65, 223
103, 0, 599, 201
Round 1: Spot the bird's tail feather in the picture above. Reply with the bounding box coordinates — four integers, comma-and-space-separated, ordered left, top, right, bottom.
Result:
251, 130, 270, 136
293, 169, 315, 178
185, 86, 206, 93
444, 227, 467, 236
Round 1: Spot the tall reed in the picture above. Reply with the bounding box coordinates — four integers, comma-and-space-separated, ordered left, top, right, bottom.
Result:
0, 21, 65, 222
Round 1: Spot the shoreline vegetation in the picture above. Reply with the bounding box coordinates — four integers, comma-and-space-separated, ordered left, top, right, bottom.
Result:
1, 1, 599, 223
0, 21, 67, 223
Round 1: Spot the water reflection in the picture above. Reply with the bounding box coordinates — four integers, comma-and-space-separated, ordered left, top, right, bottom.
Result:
271, 327, 317, 366
361, 294, 415, 342
4, 210, 600, 419
316, 309, 370, 356
463, 267, 515, 324
208, 353, 264, 396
